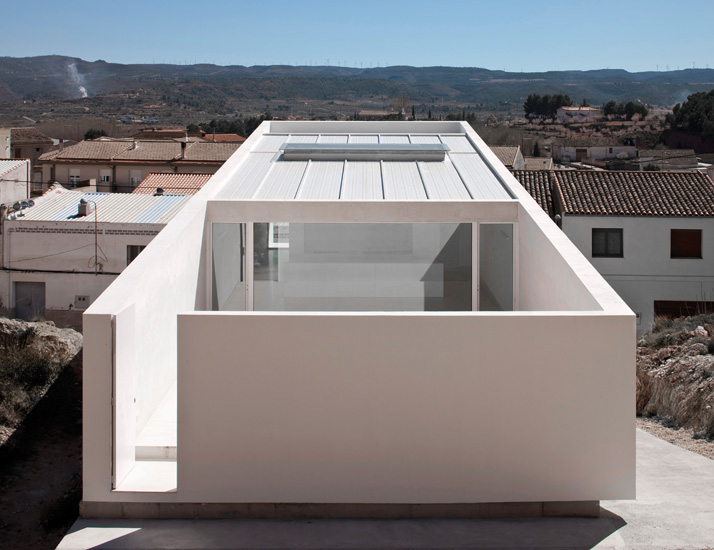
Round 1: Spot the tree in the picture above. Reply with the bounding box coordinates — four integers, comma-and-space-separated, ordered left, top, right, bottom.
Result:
390, 94, 411, 117
666, 89, 714, 140
533, 141, 541, 157
411, 105, 416, 120
84, 128, 107, 140
523, 93, 572, 119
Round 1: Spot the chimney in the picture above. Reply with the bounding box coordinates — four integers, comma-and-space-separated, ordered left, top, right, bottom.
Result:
131, 140, 138, 150
78, 198, 94, 217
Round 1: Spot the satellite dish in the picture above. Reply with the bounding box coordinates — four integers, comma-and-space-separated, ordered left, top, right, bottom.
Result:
12, 202, 21, 211
27, 200, 35, 207
20, 201, 28, 209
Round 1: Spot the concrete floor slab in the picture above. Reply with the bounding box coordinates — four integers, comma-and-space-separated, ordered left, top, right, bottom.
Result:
57, 429, 714, 550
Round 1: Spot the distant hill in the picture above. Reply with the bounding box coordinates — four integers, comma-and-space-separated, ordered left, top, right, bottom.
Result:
1, 55, 714, 121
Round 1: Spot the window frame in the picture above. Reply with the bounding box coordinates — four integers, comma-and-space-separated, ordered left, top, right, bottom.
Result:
591, 228, 623, 258
670, 229, 702, 259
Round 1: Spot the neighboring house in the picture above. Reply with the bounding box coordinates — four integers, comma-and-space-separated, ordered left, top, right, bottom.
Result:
0, 159, 29, 205
81, 121, 633, 519
552, 143, 637, 166
513, 169, 714, 329
0, 185, 190, 329
556, 106, 603, 124
9, 128, 54, 165
37, 139, 240, 193
0, 128, 10, 158
638, 149, 699, 171
132, 172, 213, 195
131, 129, 203, 140
201, 133, 247, 144
488, 145, 525, 169
523, 156, 553, 171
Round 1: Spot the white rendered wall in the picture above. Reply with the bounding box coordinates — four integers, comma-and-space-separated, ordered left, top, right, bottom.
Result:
81, 121, 636, 506
0, 160, 29, 204
4, 221, 159, 274
177, 311, 634, 503
563, 215, 714, 329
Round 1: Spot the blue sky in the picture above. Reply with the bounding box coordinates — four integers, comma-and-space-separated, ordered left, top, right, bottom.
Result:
4, 0, 713, 72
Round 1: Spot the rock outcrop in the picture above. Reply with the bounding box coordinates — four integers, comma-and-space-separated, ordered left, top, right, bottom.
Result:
637, 324, 714, 437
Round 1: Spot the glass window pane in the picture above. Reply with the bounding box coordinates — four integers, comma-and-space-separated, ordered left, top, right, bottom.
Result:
212, 223, 246, 311
253, 222, 471, 312
479, 224, 513, 311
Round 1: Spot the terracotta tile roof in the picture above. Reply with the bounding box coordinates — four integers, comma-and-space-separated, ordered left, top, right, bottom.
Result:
114, 141, 182, 161
131, 129, 197, 140
553, 170, 714, 217
37, 148, 63, 161
37, 139, 238, 164
182, 141, 240, 162
10, 127, 53, 145
132, 172, 213, 195
202, 133, 246, 143
511, 170, 555, 217
489, 146, 520, 167
51, 140, 132, 160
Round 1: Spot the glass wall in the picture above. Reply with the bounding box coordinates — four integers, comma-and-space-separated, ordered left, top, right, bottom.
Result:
211, 223, 246, 311
253, 223, 472, 311
479, 224, 513, 311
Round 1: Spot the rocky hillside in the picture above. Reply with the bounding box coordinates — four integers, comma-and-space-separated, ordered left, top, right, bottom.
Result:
637, 315, 714, 438
0, 318, 82, 446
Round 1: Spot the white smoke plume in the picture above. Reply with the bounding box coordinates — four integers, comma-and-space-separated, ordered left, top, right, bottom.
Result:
68, 63, 88, 98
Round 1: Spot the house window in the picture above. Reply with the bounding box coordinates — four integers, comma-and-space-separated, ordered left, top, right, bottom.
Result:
127, 245, 146, 265
99, 169, 112, 183
69, 169, 81, 187
671, 229, 702, 259
592, 228, 623, 258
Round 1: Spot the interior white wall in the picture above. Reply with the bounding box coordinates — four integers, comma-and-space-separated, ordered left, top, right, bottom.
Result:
563, 215, 714, 329
177, 311, 634, 503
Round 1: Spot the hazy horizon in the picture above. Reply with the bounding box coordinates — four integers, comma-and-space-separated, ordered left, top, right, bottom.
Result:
3, 0, 713, 74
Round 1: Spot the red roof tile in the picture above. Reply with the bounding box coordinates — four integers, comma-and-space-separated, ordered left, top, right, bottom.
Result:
553, 170, 714, 217
511, 170, 555, 217
132, 172, 213, 195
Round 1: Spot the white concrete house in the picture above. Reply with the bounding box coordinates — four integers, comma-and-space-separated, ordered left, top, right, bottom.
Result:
556, 106, 603, 124
514, 169, 714, 330
0, 158, 30, 206
0, 185, 190, 329
82, 121, 634, 519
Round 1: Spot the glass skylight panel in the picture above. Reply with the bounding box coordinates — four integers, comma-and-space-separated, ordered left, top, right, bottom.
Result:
281, 142, 448, 161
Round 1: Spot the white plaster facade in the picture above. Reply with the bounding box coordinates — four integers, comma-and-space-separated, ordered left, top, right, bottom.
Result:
82, 121, 635, 518
0, 159, 29, 205
0, 188, 189, 329
561, 214, 714, 330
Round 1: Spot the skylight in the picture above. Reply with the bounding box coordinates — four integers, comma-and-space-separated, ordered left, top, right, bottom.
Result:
280, 142, 449, 161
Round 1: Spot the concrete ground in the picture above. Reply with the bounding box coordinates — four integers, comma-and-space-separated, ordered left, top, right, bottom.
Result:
56, 429, 714, 550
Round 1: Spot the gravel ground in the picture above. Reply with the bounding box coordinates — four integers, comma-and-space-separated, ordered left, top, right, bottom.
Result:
637, 416, 714, 460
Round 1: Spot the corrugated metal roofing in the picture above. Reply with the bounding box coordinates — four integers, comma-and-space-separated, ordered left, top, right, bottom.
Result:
0, 159, 27, 178
218, 131, 512, 201
15, 188, 191, 224
341, 162, 383, 200
297, 162, 344, 200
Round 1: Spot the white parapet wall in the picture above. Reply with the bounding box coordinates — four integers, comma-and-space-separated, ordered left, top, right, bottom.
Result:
176, 311, 634, 503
